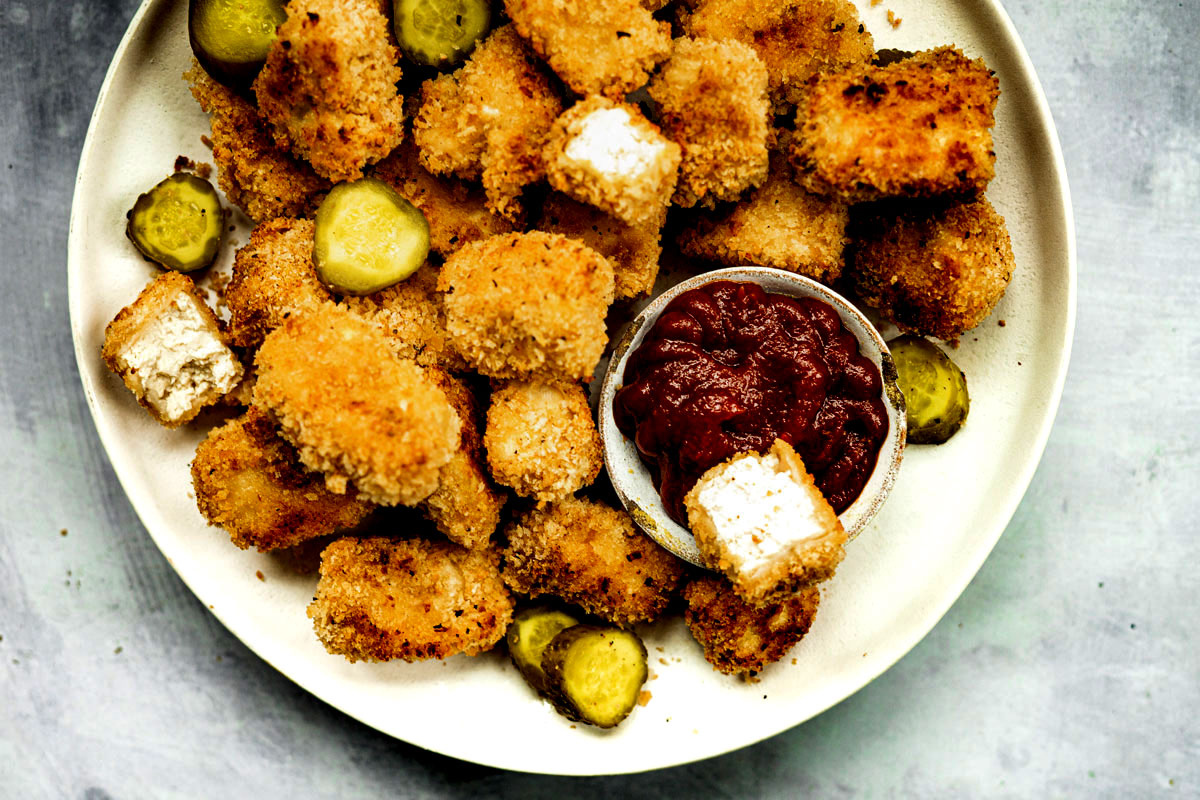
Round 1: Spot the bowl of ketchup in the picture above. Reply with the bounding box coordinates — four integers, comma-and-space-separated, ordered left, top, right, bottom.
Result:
599, 267, 907, 567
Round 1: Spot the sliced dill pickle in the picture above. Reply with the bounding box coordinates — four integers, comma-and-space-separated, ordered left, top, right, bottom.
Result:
888, 334, 970, 444
393, 0, 491, 68
507, 607, 581, 693
189, 0, 287, 89
313, 178, 431, 295
126, 172, 225, 273
541, 625, 648, 728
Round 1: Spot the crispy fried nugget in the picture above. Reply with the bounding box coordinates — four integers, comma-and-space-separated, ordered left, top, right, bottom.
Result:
438, 232, 615, 381
226, 218, 334, 350
539, 193, 662, 300
254, 0, 405, 182
185, 62, 330, 224
191, 406, 375, 551
502, 497, 686, 625
253, 304, 460, 505
413, 26, 562, 222
505, 0, 671, 99
848, 195, 1015, 339
484, 379, 602, 502
308, 536, 513, 661
648, 37, 770, 209
791, 47, 1000, 202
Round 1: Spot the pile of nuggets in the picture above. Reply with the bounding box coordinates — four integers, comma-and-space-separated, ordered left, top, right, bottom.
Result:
103, 0, 1017, 685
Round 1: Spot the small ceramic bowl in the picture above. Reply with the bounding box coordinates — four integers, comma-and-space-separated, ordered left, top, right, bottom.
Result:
598, 267, 907, 567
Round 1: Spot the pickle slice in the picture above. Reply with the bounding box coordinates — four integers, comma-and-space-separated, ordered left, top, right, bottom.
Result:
393, 0, 491, 68
313, 178, 431, 295
507, 607, 581, 693
541, 625, 648, 728
888, 334, 970, 444
189, 0, 287, 89
126, 172, 225, 273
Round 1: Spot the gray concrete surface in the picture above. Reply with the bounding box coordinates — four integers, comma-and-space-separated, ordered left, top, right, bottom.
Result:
2, 0, 1197, 796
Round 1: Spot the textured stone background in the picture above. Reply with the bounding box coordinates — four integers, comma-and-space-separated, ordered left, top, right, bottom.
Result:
2, 0, 1197, 796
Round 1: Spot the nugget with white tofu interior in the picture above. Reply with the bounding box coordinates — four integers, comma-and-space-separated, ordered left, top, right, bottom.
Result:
438, 231, 614, 381
648, 37, 770, 208
543, 97, 680, 228
849, 195, 1014, 340
308, 536, 513, 661
683, 575, 820, 676
484, 379, 602, 503
502, 497, 685, 625
791, 47, 1000, 202
191, 406, 375, 551
253, 304, 460, 506
102, 271, 244, 428
685, 439, 846, 605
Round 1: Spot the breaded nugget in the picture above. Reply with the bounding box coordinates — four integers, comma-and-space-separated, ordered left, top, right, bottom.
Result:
484, 379, 602, 502
413, 26, 562, 222
502, 497, 685, 625
341, 262, 467, 372
683, 576, 820, 676
539, 193, 662, 300
186, 62, 330, 224
254, 0, 405, 182
542, 96, 680, 228
308, 536, 513, 661
438, 231, 615, 381
505, 0, 671, 99
226, 218, 334, 350
791, 47, 1000, 202
848, 195, 1015, 339
648, 37, 770, 208
683, 0, 873, 111
191, 406, 375, 551
253, 304, 460, 505
678, 153, 848, 283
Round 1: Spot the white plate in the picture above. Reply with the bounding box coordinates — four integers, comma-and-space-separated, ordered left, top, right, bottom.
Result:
68, 0, 1075, 776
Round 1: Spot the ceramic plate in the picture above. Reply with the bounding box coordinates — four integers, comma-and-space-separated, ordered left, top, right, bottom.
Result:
69, 0, 1074, 775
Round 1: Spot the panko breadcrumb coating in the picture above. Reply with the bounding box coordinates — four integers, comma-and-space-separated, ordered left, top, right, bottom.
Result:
191, 407, 375, 551
848, 195, 1015, 339
683, 576, 820, 676
226, 218, 334, 350
185, 62, 330, 224
413, 26, 562, 222
253, 304, 460, 505
502, 497, 686, 625
308, 536, 513, 661
438, 232, 615, 381
484, 379, 603, 502
648, 37, 771, 209
253, 0, 405, 182
791, 47, 1000, 202
505, 0, 671, 99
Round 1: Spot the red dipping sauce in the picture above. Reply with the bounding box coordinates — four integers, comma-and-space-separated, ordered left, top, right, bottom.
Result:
613, 280, 888, 524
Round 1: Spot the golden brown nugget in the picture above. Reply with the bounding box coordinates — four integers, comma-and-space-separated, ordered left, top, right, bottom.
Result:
253, 304, 460, 506
186, 62, 330, 224
538, 193, 662, 301
308, 536, 513, 661
505, 0, 671, 99
648, 37, 770, 209
683, 576, 820, 676
102, 271, 243, 428
849, 195, 1015, 339
438, 232, 615, 381
413, 26, 562, 222
191, 407, 375, 551
542, 96, 680, 228
791, 47, 1001, 202
683, 0, 873, 111
502, 497, 686, 625
341, 262, 467, 372
226, 218, 334, 351
254, 0, 405, 182
484, 379, 603, 503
